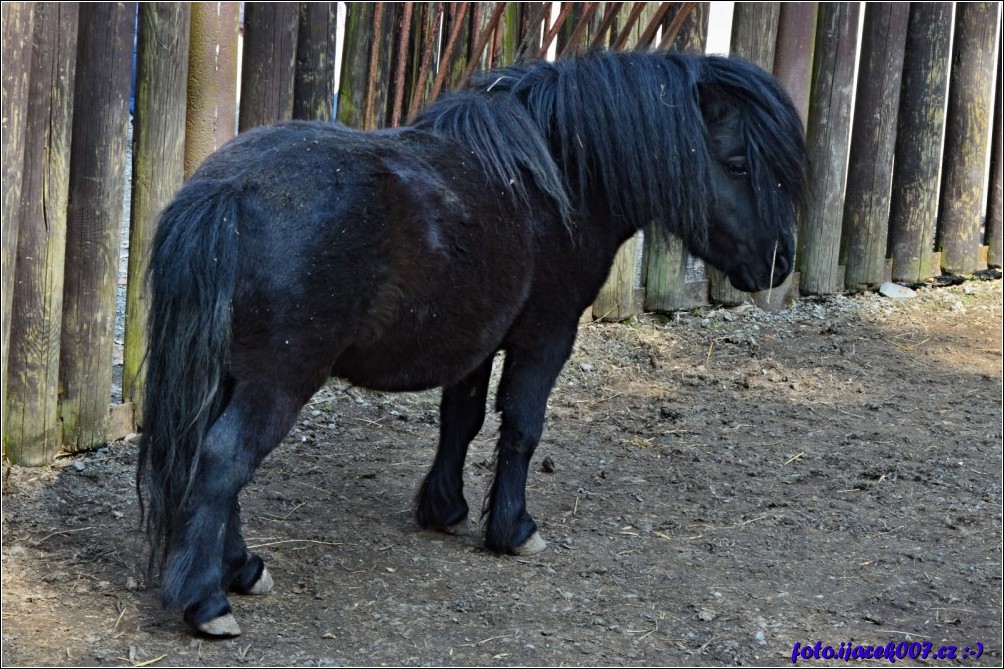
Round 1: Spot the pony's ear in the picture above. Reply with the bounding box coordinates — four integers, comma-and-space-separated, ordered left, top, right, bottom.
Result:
698, 84, 739, 129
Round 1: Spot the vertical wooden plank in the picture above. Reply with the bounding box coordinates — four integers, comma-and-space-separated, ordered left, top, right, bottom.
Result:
888, 3, 953, 282
1, 2, 35, 443
293, 2, 337, 122
773, 3, 817, 125
592, 243, 640, 322
5, 3, 77, 465
445, 3, 474, 91
798, 2, 860, 295
239, 2, 299, 131
644, 2, 710, 313
406, 2, 443, 121
61, 1, 136, 453
708, 1, 780, 305
752, 2, 816, 310
185, 2, 239, 178
840, 3, 910, 290
498, 2, 526, 65
337, 2, 375, 128
938, 2, 1000, 274
988, 51, 1003, 269
124, 3, 190, 429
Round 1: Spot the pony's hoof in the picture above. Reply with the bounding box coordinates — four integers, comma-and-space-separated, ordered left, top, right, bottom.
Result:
514, 531, 547, 556
197, 613, 242, 637
246, 566, 273, 595
445, 517, 475, 537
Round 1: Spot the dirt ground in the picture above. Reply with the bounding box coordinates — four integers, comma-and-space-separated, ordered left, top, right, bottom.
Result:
2, 276, 1001, 667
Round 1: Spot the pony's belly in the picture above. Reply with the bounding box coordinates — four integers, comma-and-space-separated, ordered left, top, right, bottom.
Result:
331, 335, 498, 393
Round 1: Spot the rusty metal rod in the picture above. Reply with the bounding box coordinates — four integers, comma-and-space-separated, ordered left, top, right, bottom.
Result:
428, 2, 469, 102
513, 2, 552, 62
558, 2, 599, 59
636, 2, 674, 50
463, 2, 508, 79
362, 2, 385, 129
612, 2, 649, 50
390, 2, 413, 126
658, 2, 697, 50
535, 2, 575, 59
588, 2, 625, 51
407, 1, 444, 119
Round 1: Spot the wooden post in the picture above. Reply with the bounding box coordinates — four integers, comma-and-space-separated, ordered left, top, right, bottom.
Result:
938, 2, 1000, 274
1, 2, 35, 443
444, 3, 474, 92
798, 2, 860, 295
708, 2, 780, 305
988, 52, 1003, 269
239, 3, 299, 131
60, 1, 136, 453
773, 3, 817, 125
337, 2, 376, 128
185, 2, 239, 178
753, 2, 816, 310
124, 4, 190, 429
293, 3, 337, 122
644, 2, 710, 313
840, 3, 910, 290
5, 3, 77, 465
888, 3, 953, 282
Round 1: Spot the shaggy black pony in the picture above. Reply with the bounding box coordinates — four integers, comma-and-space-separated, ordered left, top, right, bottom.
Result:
138, 51, 806, 636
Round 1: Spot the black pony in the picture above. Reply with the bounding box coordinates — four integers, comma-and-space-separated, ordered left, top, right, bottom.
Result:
138, 51, 806, 636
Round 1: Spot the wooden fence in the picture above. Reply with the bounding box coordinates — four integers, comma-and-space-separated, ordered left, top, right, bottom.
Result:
1, 2, 1001, 465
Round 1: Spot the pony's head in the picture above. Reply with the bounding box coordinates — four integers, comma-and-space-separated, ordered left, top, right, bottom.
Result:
457, 52, 807, 292
692, 56, 807, 292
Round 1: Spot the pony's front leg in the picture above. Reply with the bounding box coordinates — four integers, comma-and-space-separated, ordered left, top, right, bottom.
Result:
416, 355, 494, 534
484, 334, 575, 555
161, 384, 300, 637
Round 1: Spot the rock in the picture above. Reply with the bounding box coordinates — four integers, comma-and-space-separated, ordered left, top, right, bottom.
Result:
879, 282, 916, 299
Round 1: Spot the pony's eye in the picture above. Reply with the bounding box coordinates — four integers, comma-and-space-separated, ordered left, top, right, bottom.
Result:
727, 161, 749, 177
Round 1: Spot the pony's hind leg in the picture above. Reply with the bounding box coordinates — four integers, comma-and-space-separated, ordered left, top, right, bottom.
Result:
160, 382, 305, 637
416, 355, 495, 535
223, 500, 273, 596
484, 334, 575, 555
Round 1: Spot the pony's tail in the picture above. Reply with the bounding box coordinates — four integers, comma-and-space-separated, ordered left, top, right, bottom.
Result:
137, 179, 240, 580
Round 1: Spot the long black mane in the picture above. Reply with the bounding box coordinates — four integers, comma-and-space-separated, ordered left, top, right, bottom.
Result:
415, 51, 806, 243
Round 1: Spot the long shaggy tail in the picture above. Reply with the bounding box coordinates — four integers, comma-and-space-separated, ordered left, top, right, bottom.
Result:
137, 178, 240, 579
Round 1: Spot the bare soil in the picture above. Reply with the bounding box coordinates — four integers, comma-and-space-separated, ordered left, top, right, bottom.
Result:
3, 277, 1002, 667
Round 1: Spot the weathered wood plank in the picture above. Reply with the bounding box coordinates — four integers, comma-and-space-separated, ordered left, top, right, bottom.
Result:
840, 3, 910, 289
988, 50, 1003, 269
124, 3, 190, 429
938, 2, 1000, 274
798, 2, 859, 295
750, 2, 816, 310
888, 3, 953, 282
239, 2, 299, 131
337, 2, 376, 128
60, 1, 136, 452
5, 3, 77, 465
294, 3, 337, 122
184, 2, 239, 177
1, 2, 35, 442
